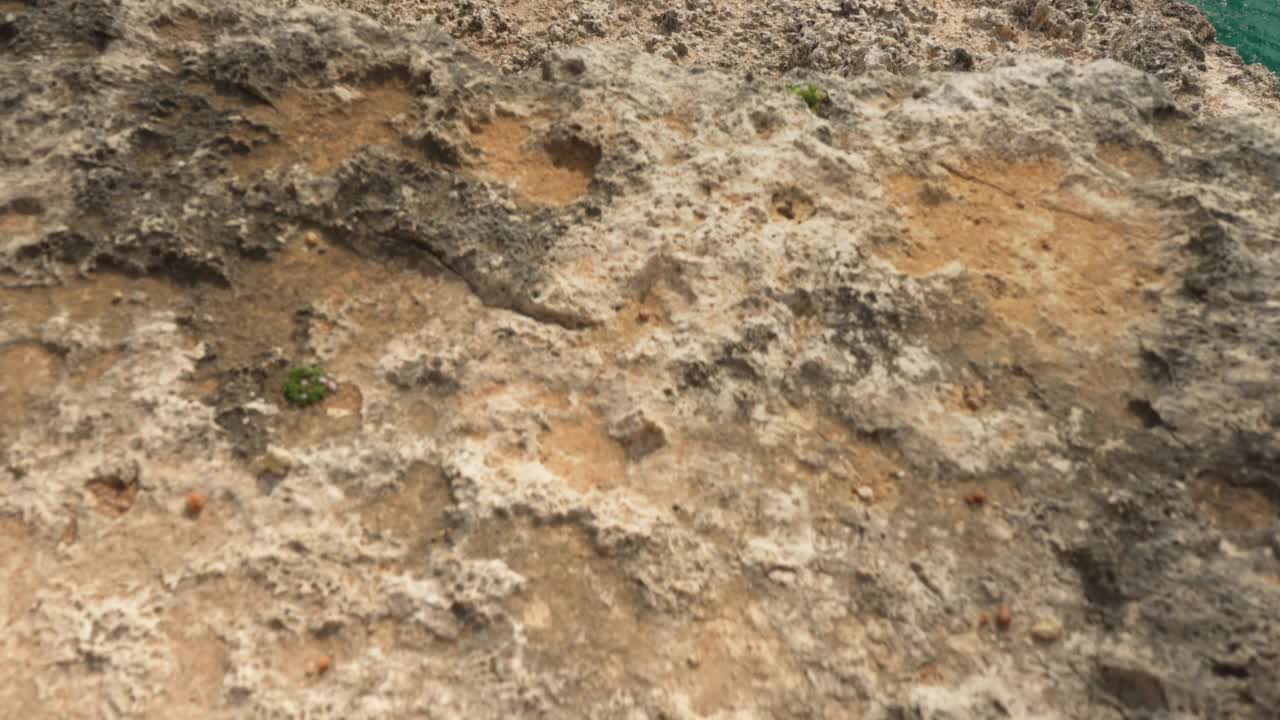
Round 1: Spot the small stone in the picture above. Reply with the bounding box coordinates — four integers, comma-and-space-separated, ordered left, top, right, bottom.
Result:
1030, 617, 1064, 642
856, 486, 875, 501
996, 605, 1012, 628
767, 568, 797, 585
988, 518, 1016, 542
256, 445, 296, 477
607, 411, 667, 462
316, 655, 333, 675
184, 492, 207, 517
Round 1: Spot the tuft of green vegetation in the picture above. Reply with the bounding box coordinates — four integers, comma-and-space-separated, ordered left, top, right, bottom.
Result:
788, 82, 824, 113
282, 366, 330, 407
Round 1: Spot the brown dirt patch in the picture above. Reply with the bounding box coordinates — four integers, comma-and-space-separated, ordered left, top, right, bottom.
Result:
882, 159, 1167, 345
0, 209, 42, 236
1192, 477, 1277, 532
158, 573, 370, 696
476, 520, 804, 714
469, 116, 598, 206
773, 407, 903, 508
357, 462, 453, 553
640, 406, 903, 515
0, 242, 458, 455
52, 459, 234, 598
541, 408, 627, 493
0, 516, 39, 626
884, 158, 1173, 427
192, 231, 357, 371
467, 382, 693, 503
200, 230, 465, 367
85, 473, 141, 517
902, 474, 1025, 560
463, 383, 630, 494
230, 81, 416, 178
182, 228, 476, 454
469, 522, 658, 695
684, 580, 806, 716
0, 516, 40, 714
193, 228, 441, 369
0, 273, 180, 339
0, 342, 60, 426
153, 611, 227, 717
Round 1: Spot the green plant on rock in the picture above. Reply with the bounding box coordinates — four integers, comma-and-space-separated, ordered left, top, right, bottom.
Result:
282, 365, 330, 407
789, 82, 824, 113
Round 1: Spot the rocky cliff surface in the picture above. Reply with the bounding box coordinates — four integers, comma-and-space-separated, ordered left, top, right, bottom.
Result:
2, 0, 1279, 718
322, 0, 1280, 115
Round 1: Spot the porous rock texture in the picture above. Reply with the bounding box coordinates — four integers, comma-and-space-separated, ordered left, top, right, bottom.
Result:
2, 0, 1280, 718
312, 0, 1280, 115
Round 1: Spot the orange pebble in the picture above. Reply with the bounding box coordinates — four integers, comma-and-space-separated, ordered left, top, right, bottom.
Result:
996, 605, 1012, 628
964, 489, 987, 507
316, 655, 333, 674
184, 492, 207, 517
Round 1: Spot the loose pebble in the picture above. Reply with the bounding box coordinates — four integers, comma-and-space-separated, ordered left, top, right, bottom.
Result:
185, 492, 207, 517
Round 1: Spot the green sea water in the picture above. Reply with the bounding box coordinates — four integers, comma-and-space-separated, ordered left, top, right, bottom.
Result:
1188, 0, 1280, 75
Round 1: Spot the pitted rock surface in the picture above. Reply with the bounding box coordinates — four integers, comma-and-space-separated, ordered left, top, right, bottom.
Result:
2, 1, 1279, 718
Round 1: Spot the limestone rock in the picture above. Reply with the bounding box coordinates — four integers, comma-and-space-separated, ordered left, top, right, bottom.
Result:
0, 0, 1278, 718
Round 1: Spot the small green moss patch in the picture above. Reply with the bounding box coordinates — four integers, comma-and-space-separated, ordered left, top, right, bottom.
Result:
282, 365, 331, 407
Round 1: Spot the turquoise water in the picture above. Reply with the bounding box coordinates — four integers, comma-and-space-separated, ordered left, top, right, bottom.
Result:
1189, 0, 1280, 75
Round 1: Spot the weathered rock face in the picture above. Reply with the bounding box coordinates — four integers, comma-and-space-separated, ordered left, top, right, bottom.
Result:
2, 1, 1279, 719
317, 0, 1280, 115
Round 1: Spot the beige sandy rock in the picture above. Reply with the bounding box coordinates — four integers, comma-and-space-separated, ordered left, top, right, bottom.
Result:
0, 1, 1278, 718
